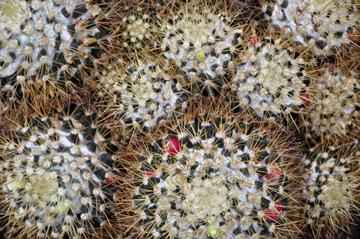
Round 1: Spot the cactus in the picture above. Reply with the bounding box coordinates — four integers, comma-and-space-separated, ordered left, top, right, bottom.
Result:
232, 36, 309, 123
99, 59, 189, 134
0, 0, 113, 107
127, 103, 300, 239
0, 98, 120, 238
299, 142, 360, 238
155, 2, 244, 96
300, 67, 360, 142
256, 0, 360, 57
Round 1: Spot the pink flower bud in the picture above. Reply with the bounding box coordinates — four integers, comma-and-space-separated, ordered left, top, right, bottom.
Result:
264, 202, 283, 221
348, 34, 355, 42
299, 93, 309, 104
163, 138, 181, 156
265, 162, 282, 182
146, 171, 156, 177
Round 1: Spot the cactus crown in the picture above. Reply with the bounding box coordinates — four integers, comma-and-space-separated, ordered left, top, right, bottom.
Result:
101, 59, 188, 134
157, 2, 244, 96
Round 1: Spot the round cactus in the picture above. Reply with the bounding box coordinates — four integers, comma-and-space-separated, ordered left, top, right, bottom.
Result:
300, 67, 360, 142
156, 3, 244, 96
99, 59, 189, 134
232, 36, 309, 123
0, 101, 120, 238
0, 0, 112, 106
256, 0, 360, 57
299, 142, 360, 238
129, 108, 299, 239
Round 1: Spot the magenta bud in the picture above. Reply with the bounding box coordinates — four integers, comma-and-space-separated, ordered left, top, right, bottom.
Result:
264, 202, 283, 221
264, 162, 282, 182
146, 171, 156, 177
163, 138, 181, 156
299, 93, 309, 104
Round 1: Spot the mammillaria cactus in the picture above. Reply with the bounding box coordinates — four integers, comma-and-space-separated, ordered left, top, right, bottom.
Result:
256, 0, 360, 57
156, 3, 244, 96
300, 67, 360, 142
299, 142, 360, 238
0, 0, 112, 106
127, 103, 300, 239
99, 59, 189, 134
0, 99, 120, 238
232, 36, 309, 123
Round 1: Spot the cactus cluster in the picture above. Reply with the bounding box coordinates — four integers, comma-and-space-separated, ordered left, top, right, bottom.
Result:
300, 67, 360, 142
1, 0, 360, 239
0, 0, 112, 106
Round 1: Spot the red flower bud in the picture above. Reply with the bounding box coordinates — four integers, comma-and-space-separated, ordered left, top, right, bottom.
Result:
264, 202, 283, 221
106, 174, 116, 184
265, 162, 282, 182
163, 138, 181, 156
299, 93, 309, 104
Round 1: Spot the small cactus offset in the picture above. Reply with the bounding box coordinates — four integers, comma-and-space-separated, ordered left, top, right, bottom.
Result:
299, 142, 360, 238
256, 0, 360, 57
155, 2, 244, 96
128, 103, 300, 239
232, 36, 309, 123
0, 99, 120, 238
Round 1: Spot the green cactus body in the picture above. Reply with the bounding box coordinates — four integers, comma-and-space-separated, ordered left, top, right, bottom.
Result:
0, 104, 120, 238
132, 114, 292, 238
